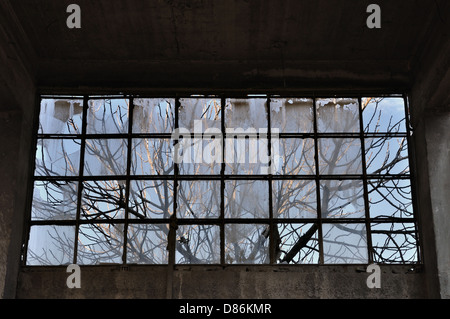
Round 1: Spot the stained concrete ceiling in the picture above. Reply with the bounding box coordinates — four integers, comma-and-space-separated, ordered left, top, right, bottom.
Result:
5, 0, 450, 90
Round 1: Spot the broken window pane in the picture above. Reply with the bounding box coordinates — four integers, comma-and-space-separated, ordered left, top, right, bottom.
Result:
132, 98, 175, 133
176, 224, 220, 264
371, 222, 418, 263
277, 223, 319, 264
276, 138, 315, 175
77, 223, 124, 265
272, 180, 317, 218
128, 180, 174, 219
368, 179, 414, 219
318, 138, 362, 174
126, 224, 169, 264
365, 137, 409, 175
87, 99, 129, 134
362, 97, 406, 133
177, 180, 220, 218
225, 224, 269, 264
225, 180, 269, 218
179, 98, 221, 131
316, 98, 360, 133
35, 139, 81, 176
32, 181, 78, 220
84, 139, 127, 176
320, 180, 365, 219
27, 225, 75, 265
81, 180, 126, 220
270, 98, 314, 133
225, 98, 267, 129
322, 223, 368, 264
39, 98, 83, 135
131, 138, 174, 175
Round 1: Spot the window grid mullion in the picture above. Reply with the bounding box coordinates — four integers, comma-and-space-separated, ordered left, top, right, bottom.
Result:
121, 96, 133, 264
313, 97, 325, 265
359, 97, 374, 264
72, 95, 89, 264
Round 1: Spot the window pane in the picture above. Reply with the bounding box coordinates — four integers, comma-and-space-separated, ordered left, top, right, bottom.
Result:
87, 99, 129, 134
39, 98, 83, 135
179, 98, 221, 131
365, 137, 409, 175
275, 138, 315, 175
363, 97, 406, 133
316, 98, 359, 133
371, 222, 418, 263
270, 98, 314, 133
132, 98, 175, 133
272, 180, 317, 218
84, 139, 127, 176
35, 139, 81, 176
81, 180, 126, 220
322, 223, 368, 264
225, 136, 269, 175
225, 180, 269, 218
126, 224, 169, 264
27, 225, 75, 265
32, 181, 78, 221
318, 138, 362, 174
225, 98, 267, 129
128, 180, 174, 219
177, 180, 220, 218
225, 224, 269, 264
77, 223, 124, 265
131, 138, 173, 175
176, 225, 220, 264
320, 180, 365, 219
368, 179, 414, 219
277, 223, 319, 264
177, 137, 222, 175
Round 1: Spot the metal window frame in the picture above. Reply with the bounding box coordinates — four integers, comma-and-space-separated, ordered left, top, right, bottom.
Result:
22, 92, 422, 267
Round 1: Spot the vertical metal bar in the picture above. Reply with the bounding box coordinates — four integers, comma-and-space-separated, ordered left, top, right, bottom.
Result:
166, 96, 180, 298
403, 93, 422, 264
313, 97, 324, 264
73, 95, 89, 264
121, 96, 133, 264
267, 97, 275, 264
21, 93, 43, 265
358, 96, 374, 264
220, 96, 226, 265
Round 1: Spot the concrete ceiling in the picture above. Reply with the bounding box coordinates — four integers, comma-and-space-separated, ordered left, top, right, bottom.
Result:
5, 0, 449, 90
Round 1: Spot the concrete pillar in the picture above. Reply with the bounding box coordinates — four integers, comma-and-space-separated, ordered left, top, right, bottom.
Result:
424, 112, 450, 298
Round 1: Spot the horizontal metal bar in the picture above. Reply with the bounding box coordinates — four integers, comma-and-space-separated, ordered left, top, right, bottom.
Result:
32, 174, 412, 181
36, 133, 409, 140
29, 216, 416, 226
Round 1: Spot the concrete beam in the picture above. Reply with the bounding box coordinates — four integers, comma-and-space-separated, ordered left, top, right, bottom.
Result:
35, 59, 411, 91
410, 1, 450, 121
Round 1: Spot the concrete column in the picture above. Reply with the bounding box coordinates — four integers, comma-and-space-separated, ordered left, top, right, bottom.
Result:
425, 112, 450, 299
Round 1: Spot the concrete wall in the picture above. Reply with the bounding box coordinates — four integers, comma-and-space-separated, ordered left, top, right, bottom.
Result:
16, 265, 426, 299
0, 1, 36, 299
424, 113, 450, 299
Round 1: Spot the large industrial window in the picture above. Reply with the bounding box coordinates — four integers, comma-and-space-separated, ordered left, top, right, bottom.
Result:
24, 94, 420, 265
